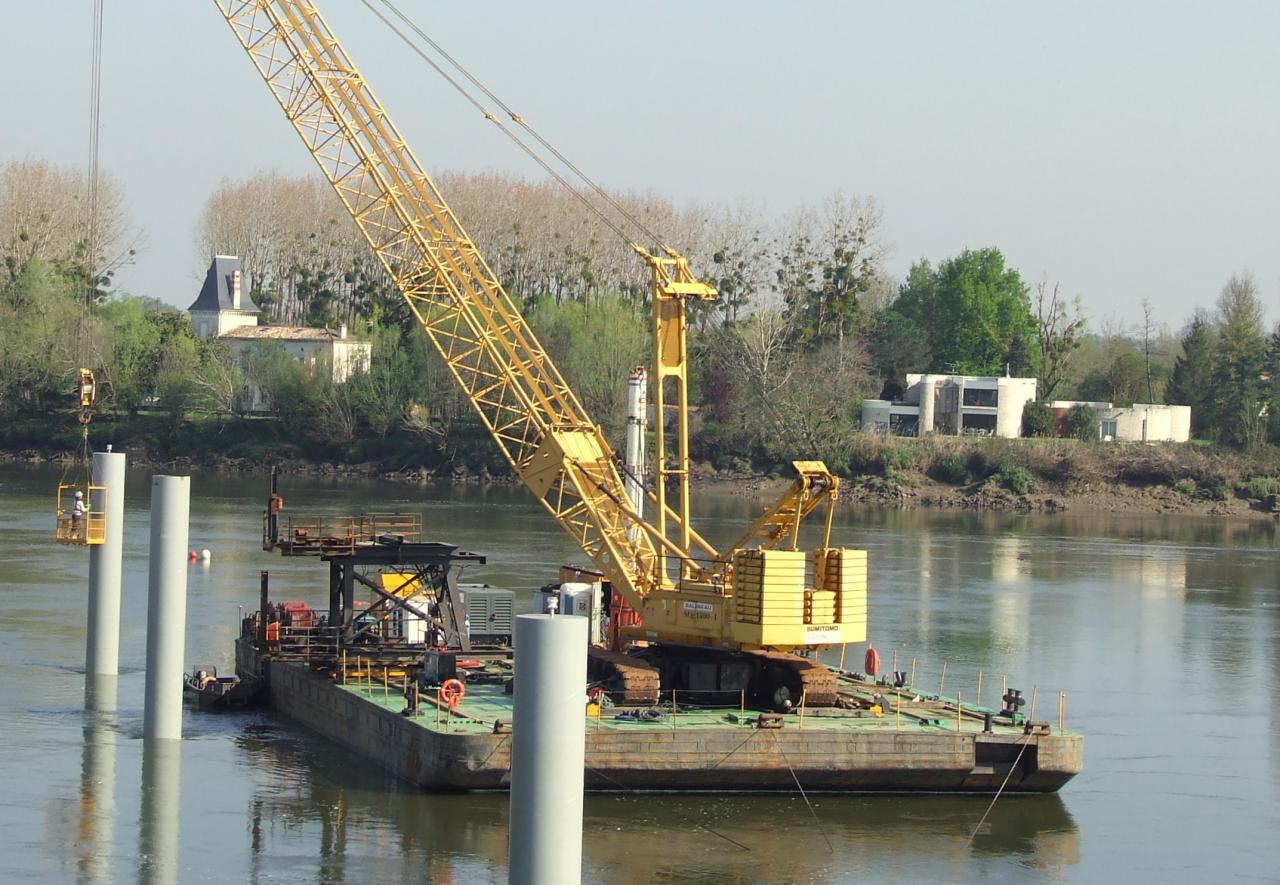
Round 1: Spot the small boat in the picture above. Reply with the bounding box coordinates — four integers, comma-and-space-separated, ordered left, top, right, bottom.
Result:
183, 665, 256, 709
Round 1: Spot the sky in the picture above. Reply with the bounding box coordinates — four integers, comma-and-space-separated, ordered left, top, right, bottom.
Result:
2, 1, 1277, 331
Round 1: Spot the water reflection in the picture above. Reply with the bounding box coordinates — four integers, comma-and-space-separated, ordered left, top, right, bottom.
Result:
232, 719, 1078, 884
139, 740, 181, 885
78, 677, 117, 885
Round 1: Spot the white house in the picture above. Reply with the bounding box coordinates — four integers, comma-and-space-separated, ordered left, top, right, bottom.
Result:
1051, 401, 1192, 442
189, 254, 259, 339
862, 374, 1038, 438
188, 255, 372, 411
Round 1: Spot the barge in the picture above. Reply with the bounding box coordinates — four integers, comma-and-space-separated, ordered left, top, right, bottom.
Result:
231, 497, 1080, 794
234, 628, 1081, 794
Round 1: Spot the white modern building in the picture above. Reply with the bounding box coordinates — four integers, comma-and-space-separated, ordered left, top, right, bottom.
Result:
862, 374, 1038, 438
1051, 401, 1192, 442
188, 255, 372, 411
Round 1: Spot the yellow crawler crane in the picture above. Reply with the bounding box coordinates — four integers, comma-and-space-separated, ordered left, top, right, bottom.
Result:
213, 1, 868, 708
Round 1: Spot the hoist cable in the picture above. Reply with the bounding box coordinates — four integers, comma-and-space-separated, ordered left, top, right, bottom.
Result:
356, 0, 631, 245
362, 0, 666, 249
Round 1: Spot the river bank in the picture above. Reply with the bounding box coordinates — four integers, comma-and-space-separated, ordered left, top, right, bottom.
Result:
5, 429, 1277, 520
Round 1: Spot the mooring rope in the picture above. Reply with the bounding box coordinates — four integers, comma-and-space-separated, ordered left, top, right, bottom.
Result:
964, 731, 1034, 848
771, 732, 833, 854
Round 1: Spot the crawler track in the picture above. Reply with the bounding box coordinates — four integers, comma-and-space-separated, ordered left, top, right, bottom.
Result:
746, 650, 840, 708
588, 647, 661, 705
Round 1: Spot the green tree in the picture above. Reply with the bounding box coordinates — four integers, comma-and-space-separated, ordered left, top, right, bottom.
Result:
1064, 403, 1098, 442
529, 294, 647, 436
893, 248, 1038, 376
1165, 312, 1214, 436
154, 337, 201, 422
1267, 325, 1280, 444
245, 341, 313, 423
1208, 274, 1268, 447
98, 296, 162, 414
1021, 401, 1055, 437
0, 257, 85, 416
867, 309, 931, 399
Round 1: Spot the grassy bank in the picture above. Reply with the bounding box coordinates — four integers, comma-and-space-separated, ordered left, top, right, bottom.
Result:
3, 412, 1277, 516
816, 434, 1280, 517
0, 411, 506, 480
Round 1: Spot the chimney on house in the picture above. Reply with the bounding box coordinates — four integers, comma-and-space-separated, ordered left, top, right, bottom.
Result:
231, 270, 242, 310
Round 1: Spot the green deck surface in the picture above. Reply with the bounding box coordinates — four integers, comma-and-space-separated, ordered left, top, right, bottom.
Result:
334, 679, 1061, 738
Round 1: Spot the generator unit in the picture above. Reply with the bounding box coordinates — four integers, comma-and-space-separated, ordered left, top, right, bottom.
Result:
462, 585, 515, 646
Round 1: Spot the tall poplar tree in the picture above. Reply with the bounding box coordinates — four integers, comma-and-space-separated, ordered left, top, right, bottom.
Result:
1165, 312, 1215, 437
1208, 274, 1268, 446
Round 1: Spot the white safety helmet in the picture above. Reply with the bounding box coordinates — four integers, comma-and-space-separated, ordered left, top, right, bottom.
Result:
74, 490, 84, 499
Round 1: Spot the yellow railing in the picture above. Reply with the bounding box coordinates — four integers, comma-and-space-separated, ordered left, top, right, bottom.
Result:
275, 513, 423, 555
55, 483, 106, 546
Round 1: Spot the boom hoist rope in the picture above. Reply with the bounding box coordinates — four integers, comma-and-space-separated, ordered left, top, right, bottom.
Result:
358, 0, 665, 252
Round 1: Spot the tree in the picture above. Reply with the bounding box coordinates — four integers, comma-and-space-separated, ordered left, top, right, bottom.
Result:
893, 248, 1038, 376
1034, 281, 1085, 400
528, 294, 648, 436
154, 337, 201, 422
1166, 311, 1214, 436
0, 158, 136, 303
1208, 273, 1268, 447
0, 257, 87, 416
1064, 404, 1098, 442
1022, 401, 1055, 437
98, 296, 162, 415
192, 339, 245, 415
1267, 325, 1280, 444
867, 309, 930, 400
777, 195, 885, 349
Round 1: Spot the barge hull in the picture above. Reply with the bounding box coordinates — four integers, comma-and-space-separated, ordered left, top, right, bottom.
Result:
260, 655, 1081, 794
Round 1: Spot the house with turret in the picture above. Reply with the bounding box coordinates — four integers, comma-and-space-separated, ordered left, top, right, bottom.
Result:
188, 255, 371, 411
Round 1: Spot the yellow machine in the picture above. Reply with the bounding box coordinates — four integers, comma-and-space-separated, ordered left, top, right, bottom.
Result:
213, 1, 867, 706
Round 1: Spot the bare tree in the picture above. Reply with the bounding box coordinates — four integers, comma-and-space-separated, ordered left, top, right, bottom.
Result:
1034, 281, 1085, 400
0, 157, 137, 293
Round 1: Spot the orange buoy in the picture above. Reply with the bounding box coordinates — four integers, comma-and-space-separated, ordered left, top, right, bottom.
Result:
864, 646, 881, 678
440, 678, 465, 710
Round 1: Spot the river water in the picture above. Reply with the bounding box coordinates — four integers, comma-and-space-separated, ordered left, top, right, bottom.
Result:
0, 464, 1276, 883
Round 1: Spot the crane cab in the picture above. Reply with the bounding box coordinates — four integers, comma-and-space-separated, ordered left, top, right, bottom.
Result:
55, 483, 106, 546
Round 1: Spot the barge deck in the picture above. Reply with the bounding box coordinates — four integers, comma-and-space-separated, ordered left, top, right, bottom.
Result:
245, 641, 1081, 794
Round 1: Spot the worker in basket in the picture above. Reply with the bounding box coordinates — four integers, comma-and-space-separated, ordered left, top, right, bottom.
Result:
70, 490, 87, 541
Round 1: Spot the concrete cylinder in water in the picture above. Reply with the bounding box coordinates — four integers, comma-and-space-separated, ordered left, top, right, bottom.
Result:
508, 614, 588, 885
86, 450, 127, 677
143, 475, 190, 741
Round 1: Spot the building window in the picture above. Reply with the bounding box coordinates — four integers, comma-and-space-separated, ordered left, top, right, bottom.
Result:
1101, 419, 1117, 441
889, 414, 919, 437
962, 387, 998, 407
961, 413, 997, 435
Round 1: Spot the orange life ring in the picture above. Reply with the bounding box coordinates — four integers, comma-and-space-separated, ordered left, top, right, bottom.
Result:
864, 646, 880, 677
439, 678, 465, 709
